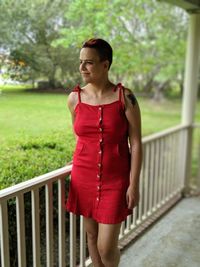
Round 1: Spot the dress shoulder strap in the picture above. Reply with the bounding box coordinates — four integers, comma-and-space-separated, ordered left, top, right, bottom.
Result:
115, 83, 125, 108
72, 85, 81, 103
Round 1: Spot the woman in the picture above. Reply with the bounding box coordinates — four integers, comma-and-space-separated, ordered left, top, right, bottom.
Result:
66, 38, 142, 267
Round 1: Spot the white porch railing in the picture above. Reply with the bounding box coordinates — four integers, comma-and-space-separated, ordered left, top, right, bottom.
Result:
0, 124, 199, 267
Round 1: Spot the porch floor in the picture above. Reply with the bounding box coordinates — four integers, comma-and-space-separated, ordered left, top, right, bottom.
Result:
119, 195, 200, 267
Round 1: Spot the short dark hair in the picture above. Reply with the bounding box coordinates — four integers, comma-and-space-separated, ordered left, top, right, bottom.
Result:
82, 38, 113, 69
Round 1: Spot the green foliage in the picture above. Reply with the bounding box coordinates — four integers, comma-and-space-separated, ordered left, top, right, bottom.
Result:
0, 0, 79, 87
0, 84, 33, 91
0, 0, 188, 96
0, 90, 75, 189
56, 0, 188, 97
2, 52, 31, 82
0, 133, 75, 189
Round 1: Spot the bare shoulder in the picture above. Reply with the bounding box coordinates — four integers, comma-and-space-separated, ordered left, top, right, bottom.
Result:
123, 87, 141, 129
123, 87, 138, 109
124, 87, 133, 95
67, 91, 78, 112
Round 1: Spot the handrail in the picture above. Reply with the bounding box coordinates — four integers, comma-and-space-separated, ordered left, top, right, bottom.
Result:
0, 165, 72, 201
142, 123, 189, 143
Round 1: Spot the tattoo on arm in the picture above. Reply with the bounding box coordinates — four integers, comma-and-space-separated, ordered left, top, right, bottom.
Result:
127, 93, 137, 106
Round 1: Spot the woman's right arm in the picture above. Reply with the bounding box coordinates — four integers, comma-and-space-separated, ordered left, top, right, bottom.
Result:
66, 92, 78, 165
67, 92, 78, 142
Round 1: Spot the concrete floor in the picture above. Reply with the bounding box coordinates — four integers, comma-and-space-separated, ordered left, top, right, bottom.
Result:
119, 196, 200, 267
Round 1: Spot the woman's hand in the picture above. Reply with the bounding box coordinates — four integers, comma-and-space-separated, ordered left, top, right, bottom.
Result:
126, 185, 140, 209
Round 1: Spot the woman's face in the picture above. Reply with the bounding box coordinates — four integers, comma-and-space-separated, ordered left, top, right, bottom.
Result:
79, 48, 108, 84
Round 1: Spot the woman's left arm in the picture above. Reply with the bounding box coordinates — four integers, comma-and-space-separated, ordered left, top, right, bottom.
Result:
124, 88, 142, 209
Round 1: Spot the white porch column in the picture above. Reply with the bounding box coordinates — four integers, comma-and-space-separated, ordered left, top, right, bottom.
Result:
182, 13, 200, 124
182, 13, 200, 194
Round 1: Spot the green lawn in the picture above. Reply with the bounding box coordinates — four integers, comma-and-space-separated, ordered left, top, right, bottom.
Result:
0, 89, 70, 141
0, 86, 199, 189
1, 88, 198, 141
140, 98, 183, 135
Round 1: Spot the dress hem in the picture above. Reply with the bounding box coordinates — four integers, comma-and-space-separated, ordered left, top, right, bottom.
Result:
66, 207, 132, 224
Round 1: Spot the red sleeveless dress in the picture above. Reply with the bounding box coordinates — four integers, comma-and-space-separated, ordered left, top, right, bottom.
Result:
66, 83, 132, 224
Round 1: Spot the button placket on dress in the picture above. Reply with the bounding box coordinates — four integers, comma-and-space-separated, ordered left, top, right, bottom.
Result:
96, 106, 103, 205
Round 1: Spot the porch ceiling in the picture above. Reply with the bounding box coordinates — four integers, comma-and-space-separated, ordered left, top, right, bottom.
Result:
159, 0, 200, 13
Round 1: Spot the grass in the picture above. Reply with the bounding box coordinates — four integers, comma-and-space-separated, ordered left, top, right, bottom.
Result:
1, 86, 198, 140
140, 98, 183, 135
0, 91, 71, 142
0, 85, 199, 189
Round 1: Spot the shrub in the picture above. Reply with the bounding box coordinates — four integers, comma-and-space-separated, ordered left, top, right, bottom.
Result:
0, 131, 75, 189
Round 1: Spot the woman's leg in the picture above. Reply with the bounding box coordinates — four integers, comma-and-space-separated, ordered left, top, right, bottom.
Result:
84, 217, 105, 267
97, 223, 121, 267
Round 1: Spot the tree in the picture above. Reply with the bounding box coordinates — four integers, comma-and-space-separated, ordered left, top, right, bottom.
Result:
0, 0, 188, 96
0, 0, 80, 88
56, 0, 188, 98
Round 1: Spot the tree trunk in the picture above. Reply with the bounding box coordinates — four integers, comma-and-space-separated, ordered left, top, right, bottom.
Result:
48, 67, 57, 89
179, 81, 184, 97
153, 80, 170, 102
